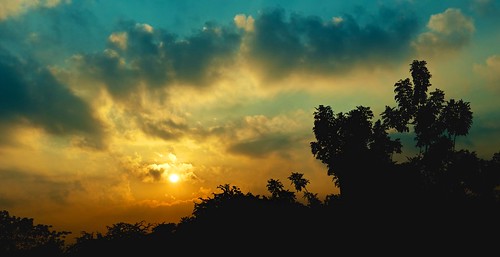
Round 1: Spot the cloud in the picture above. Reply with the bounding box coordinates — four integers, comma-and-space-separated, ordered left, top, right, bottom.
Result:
108, 32, 128, 50
0, 0, 106, 69
242, 7, 419, 81
226, 113, 308, 158
136, 113, 188, 141
474, 55, 500, 89
121, 152, 199, 184
0, 168, 85, 207
74, 6, 422, 100
100, 101, 192, 142
234, 14, 255, 32
139, 119, 186, 141
0, 0, 69, 20
4, 6, 427, 146
75, 20, 241, 101
413, 8, 475, 57
228, 133, 294, 158
0, 48, 105, 148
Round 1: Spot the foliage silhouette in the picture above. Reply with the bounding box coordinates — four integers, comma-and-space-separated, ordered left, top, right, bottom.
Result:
288, 171, 322, 206
65, 220, 177, 256
0, 210, 70, 257
310, 105, 402, 204
381, 60, 473, 153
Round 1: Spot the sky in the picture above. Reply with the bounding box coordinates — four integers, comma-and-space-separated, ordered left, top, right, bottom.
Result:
0, 0, 499, 240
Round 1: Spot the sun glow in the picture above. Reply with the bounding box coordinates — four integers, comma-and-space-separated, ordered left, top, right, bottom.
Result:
168, 173, 180, 183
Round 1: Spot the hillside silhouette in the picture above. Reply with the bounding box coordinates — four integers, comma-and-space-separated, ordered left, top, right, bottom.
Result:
1, 60, 499, 255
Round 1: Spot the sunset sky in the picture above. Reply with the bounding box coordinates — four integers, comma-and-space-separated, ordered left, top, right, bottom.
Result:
1, 0, 499, 239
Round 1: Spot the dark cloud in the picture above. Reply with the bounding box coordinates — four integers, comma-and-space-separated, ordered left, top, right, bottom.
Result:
146, 168, 163, 182
78, 20, 241, 100
0, 48, 105, 148
245, 7, 419, 80
0, 1, 106, 64
0, 168, 85, 207
138, 115, 188, 141
228, 133, 294, 158
79, 6, 420, 98
169, 22, 241, 85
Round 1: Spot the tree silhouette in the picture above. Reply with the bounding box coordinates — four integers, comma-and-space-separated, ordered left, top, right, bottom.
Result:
288, 172, 309, 192
266, 178, 296, 202
288, 172, 321, 206
310, 59, 492, 207
380, 60, 484, 203
0, 210, 70, 257
65, 220, 155, 256
310, 105, 401, 203
382, 60, 473, 154
441, 99, 473, 150
411, 60, 432, 107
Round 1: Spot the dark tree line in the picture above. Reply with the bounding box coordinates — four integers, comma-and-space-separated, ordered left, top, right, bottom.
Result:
1, 60, 499, 255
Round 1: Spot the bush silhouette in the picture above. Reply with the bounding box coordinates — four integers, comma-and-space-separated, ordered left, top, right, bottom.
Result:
0, 210, 70, 257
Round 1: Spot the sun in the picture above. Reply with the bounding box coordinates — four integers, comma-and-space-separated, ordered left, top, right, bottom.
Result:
168, 173, 180, 183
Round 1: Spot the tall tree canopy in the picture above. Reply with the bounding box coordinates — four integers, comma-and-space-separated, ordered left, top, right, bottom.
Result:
310, 105, 401, 202
382, 60, 473, 153
311, 60, 477, 203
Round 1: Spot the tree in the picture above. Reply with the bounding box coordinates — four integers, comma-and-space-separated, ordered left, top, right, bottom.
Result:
104, 221, 151, 240
410, 59, 432, 107
266, 178, 296, 203
191, 184, 247, 218
441, 99, 473, 150
382, 60, 473, 154
0, 210, 70, 257
311, 105, 401, 203
376, 60, 480, 201
288, 172, 309, 192
311, 59, 479, 204
66, 220, 155, 257
288, 172, 321, 207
